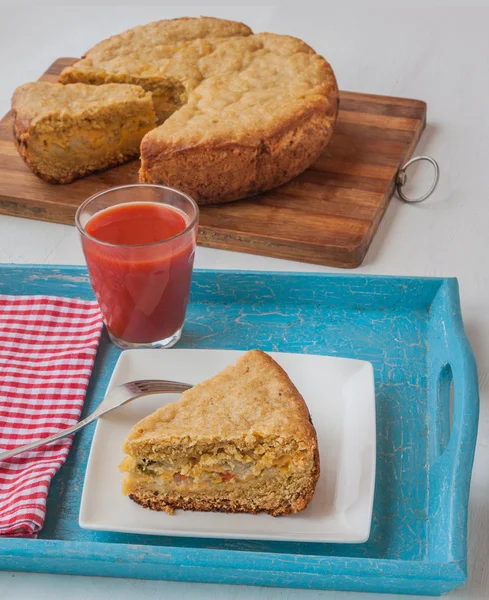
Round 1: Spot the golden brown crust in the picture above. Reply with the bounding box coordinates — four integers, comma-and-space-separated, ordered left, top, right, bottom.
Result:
12, 81, 153, 125
123, 349, 319, 453
11, 81, 156, 183
59, 16, 252, 84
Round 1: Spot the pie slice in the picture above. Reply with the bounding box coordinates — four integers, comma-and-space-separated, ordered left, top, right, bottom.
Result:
11, 82, 156, 183
120, 349, 320, 516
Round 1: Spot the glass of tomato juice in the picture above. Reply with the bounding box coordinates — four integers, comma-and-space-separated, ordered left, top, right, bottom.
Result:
76, 184, 199, 349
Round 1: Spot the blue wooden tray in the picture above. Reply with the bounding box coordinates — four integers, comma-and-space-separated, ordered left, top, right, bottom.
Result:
0, 265, 479, 596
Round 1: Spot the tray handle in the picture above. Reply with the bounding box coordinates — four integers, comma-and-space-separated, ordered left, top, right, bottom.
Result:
429, 279, 479, 562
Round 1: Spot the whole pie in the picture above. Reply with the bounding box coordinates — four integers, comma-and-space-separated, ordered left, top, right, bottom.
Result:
59, 17, 338, 204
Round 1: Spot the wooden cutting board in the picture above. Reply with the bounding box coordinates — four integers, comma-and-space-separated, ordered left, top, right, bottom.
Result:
0, 58, 426, 268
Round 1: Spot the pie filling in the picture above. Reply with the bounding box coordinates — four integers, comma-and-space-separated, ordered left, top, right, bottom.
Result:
120, 454, 296, 487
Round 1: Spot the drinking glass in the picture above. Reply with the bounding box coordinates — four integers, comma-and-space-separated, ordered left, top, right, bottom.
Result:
76, 184, 199, 349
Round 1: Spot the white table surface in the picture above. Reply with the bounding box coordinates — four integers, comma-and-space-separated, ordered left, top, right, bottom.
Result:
1, 4, 488, 599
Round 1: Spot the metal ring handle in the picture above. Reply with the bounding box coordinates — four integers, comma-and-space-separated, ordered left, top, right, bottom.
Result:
396, 155, 440, 204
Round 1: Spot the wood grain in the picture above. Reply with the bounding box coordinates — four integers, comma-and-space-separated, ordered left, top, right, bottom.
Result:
0, 57, 427, 268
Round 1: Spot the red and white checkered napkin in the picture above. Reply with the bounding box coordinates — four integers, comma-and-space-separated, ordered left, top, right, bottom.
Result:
0, 295, 103, 537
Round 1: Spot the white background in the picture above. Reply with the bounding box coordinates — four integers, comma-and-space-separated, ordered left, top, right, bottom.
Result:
1, 3, 488, 599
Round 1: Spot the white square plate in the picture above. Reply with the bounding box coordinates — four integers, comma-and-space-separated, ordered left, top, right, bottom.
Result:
79, 349, 376, 543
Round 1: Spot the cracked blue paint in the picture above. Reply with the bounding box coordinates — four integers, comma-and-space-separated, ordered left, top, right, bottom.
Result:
0, 265, 479, 596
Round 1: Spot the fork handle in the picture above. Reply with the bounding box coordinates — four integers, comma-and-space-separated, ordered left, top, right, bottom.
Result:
0, 412, 99, 462
0, 382, 192, 462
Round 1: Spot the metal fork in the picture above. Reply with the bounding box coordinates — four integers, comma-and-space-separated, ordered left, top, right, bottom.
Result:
0, 379, 192, 462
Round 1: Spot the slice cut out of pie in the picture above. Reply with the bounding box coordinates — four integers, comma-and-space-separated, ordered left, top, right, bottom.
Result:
11, 82, 156, 183
120, 349, 320, 516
